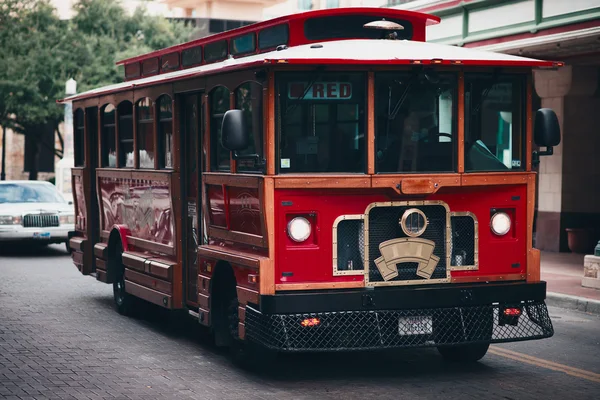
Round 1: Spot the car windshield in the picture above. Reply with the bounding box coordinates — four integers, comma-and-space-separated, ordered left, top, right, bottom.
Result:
375, 71, 457, 173
0, 183, 66, 204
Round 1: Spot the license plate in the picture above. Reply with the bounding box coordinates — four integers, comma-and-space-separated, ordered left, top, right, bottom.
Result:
33, 232, 51, 239
398, 316, 432, 336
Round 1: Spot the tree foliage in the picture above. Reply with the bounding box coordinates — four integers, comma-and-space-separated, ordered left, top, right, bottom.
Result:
0, 0, 194, 178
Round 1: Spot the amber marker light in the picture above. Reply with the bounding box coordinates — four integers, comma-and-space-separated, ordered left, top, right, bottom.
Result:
301, 318, 321, 327
431, 58, 443, 64
410, 60, 422, 64
248, 274, 258, 284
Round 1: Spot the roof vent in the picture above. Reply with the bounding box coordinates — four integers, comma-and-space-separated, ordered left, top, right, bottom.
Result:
364, 19, 404, 40
276, 44, 288, 51
310, 44, 323, 49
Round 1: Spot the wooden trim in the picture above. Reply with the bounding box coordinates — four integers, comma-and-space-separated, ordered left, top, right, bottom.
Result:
367, 72, 375, 174
274, 175, 371, 189
147, 259, 174, 280
372, 174, 460, 193
94, 242, 108, 259
204, 94, 211, 170
526, 73, 533, 171
125, 280, 172, 308
262, 177, 275, 295
461, 172, 529, 186
133, 83, 173, 103
126, 236, 175, 256
198, 293, 210, 310
208, 226, 265, 248
96, 269, 108, 283
133, 102, 138, 169
203, 173, 260, 188
72, 250, 84, 266
198, 245, 262, 269
153, 100, 159, 169
451, 274, 526, 283
95, 258, 106, 270
198, 275, 210, 296
170, 171, 183, 307
275, 281, 364, 291
125, 268, 172, 295
95, 169, 174, 181
238, 323, 245, 340
114, 105, 120, 169
69, 237, 86, 252
97, 107, 103, 169
121, 252, 146, 272
71, 167, 84, 176
237, 286, 259, 305
457, 71, 465, 173
267, 71, 275, 175
238, 306, 246, 323
527, 248, 541, 283
100, 230, 110, 239
229, 91, 237, 173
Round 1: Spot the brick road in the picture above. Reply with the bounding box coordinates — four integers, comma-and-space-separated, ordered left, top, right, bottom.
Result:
1, 244, 599, 399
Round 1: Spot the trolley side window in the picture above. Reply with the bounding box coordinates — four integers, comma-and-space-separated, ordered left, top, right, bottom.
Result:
117, 101, 134, 168
235, 82, 263, 173
210, 86, 231, 172
277, 72, 366, 173
137, 97, 155, 169
158, 95, 173, 169
74, 108, 85, 167
101, 104, 116, 167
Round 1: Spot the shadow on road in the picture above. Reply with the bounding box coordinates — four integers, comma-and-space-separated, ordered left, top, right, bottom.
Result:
0, 242, 70, 257
95, 296, 497, 382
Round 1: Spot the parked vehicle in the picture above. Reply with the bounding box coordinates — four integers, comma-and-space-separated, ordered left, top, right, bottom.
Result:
0, 181, 75, 252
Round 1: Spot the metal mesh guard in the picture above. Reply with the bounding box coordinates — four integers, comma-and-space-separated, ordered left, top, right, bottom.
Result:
245, 301, 553, 352
450, 215, 476, 267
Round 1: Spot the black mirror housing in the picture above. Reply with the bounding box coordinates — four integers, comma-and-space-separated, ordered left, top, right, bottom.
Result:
221, 109, 249, 151
534, 108, 561, 147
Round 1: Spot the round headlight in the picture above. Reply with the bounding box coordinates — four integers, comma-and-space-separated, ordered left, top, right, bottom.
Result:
287, 217, 311, 242
491, 212, 511, 236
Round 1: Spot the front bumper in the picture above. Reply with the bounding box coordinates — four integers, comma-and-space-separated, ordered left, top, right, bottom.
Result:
245, 281, 554, 352
0, 225, 74, 242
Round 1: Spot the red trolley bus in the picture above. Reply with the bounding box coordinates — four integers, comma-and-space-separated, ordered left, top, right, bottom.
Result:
59, 7, 562, 363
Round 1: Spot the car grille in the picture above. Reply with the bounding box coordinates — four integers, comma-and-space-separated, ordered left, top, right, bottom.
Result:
366, 204, 448, 284
23, 214, 59, 228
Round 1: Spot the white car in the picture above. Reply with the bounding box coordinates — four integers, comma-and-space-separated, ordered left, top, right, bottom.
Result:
0, 180, 75, 251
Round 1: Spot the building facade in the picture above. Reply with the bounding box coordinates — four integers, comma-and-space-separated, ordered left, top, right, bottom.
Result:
391, 0, 600, 253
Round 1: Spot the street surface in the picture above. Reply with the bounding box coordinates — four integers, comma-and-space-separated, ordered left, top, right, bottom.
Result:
1, 244, 599, 400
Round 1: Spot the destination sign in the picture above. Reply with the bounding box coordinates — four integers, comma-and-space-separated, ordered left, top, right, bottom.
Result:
288, 82, 352, 100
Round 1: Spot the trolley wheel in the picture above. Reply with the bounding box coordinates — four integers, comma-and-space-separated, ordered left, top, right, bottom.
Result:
110, 241, 134, 316
437, 342, 490, 363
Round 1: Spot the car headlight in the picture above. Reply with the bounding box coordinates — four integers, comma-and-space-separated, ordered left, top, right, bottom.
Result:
287, 217, 311, 243
0, 215, 22, 225
59, 214, 75, 224
491, 212, 511, 236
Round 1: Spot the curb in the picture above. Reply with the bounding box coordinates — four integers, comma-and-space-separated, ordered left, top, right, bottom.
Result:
546, 292, 600, 315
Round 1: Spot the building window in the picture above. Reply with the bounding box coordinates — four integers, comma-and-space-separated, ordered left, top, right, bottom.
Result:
298, 0, 312, 10
210, 86, 231, 171
137, 97, 155, 169
158, 96, 173, 169
74, 109, 85, 167
117, 101, 133, 168
101, 104, 116, 167
236, 82, 263, 172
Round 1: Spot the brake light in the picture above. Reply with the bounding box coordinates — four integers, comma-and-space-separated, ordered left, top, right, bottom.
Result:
301, 318, 320, 327
503, 307, 522, 317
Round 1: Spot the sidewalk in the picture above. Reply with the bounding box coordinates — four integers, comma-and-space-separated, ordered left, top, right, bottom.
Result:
541, 251, 600, 315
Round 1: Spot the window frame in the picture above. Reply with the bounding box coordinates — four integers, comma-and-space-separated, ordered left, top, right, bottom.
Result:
74, 108, 85, 167
117, 101, 134, 168
100, 104, 117, 168
463, 72, 527, 173
157, 95, 174, 170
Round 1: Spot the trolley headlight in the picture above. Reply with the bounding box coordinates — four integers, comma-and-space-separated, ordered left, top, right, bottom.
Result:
491, 212, 511, 236
287, 217, 311, 243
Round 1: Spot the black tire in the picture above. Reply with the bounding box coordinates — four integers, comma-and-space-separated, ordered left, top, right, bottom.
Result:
111, 242, 134, 316
437, 342, 490, 363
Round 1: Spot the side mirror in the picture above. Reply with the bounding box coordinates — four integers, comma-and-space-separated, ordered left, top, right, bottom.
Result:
532, 108, 561, 167
221, 109, 249, 152
220, 109, 265, 166
534, 108, 561, 147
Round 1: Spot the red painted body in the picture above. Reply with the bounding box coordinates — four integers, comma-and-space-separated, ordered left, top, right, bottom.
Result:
207, 184, 261, 236
274, 184, 527, 285
98, 176, 173, 246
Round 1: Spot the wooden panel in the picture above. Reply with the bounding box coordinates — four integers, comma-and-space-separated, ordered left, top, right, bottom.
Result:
203, 173, 260, 188
198, 293, 210, 310
275, 281, 364, 291
94, 243, 107, 259
125, 268, 172, 295
198, 307, 210, 326
96, 169, 133, 180
527, 248, 541, 283
526, 73, 533, 171
450, 273, 526, 283
208, 226, 265, 248
262, 177, 276, 295
372, 175, 460, 192
96, 269, 108, 283
274, 175, 370, 189
95, 258, 106, 269
461, 173, 529, 186
400, 178, 435, 195
125, 280, 172, 308
147, 259, 174, 280
238, 322, 245, 340
238, 306, 246, 323
198, 245, 262, 269
126, 236, 175, 256
457, 71, 465, 173
72, 251, 84, 266
230, 91, 237, 173
170, 171, 183, 308
237, 286, 259, 305
69, 237, 86, 252
267, 71, 275, 175
198, 275, 210, 296
122, 252, 146, 272
367, 72, 375, 174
